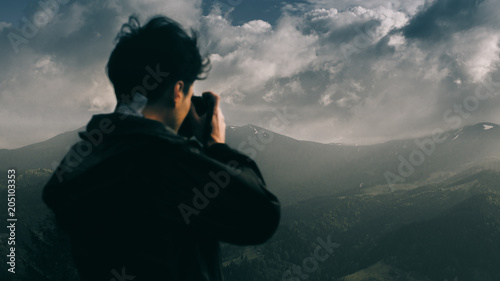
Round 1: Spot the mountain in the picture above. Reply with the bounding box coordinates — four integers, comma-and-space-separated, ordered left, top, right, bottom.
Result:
372, 192, 500, 280
221, 169, 500, 281
1, 122, 500, 280
225, 122, 500, 203
0, 127, 83, 172
1, 122, 500, 205
355, 170, 500, 281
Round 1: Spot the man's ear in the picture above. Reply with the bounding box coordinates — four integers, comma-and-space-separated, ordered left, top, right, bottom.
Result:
172, 81, 185, 107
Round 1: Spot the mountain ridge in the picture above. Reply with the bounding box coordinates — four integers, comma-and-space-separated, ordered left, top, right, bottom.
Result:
1, 121, 500, 205
1, 121, 498, 151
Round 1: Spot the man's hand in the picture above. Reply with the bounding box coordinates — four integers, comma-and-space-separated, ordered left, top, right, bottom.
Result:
206, 92, 226, 146
189, 92, 225, 146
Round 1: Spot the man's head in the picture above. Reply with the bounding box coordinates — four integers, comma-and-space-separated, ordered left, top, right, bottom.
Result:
106, 15, 210, 128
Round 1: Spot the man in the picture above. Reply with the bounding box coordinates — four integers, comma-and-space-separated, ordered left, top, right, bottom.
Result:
43, 15, 280, 281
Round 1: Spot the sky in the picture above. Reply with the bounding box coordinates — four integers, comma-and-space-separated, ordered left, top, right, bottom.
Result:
1, 0, 500, 149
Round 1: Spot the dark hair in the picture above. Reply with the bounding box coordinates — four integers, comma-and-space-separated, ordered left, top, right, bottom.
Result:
106, 15, 210, 105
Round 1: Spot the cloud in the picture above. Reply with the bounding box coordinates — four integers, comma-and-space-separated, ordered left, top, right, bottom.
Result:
402, 0, 486, 42
194, 4, 418, 142
1, 0, 500, 149
305, 0, 426, 17
213, 0, 500, 144
194, 13, 318, 104
0, 0, 202, 149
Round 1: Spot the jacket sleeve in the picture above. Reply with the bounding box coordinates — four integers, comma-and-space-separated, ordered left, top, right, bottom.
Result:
152, 141, 281, 245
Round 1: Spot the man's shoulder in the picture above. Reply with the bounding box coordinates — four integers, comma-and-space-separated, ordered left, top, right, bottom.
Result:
63, 113, 204, 169
79, 113, 188, 147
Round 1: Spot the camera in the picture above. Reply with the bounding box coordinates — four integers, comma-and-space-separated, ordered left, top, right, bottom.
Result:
178, 92, 215, 146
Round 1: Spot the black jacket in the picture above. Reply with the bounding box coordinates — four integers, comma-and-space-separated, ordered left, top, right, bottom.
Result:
42, 113, 280, 281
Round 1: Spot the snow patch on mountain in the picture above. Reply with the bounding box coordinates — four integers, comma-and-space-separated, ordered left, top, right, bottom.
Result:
247, 125, 259, 134
483, 124, 494, 130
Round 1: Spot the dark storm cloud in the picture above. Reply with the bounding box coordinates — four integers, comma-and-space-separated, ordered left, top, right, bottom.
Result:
402, 0, 485, 42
